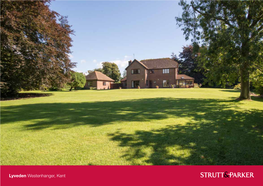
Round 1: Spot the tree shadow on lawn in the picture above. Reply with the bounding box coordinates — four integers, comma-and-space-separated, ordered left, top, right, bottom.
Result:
251, 96, 263, 102
219, 89, 240, 93
1, 98, 238, 129
0, 93, 53, 101
1, 97, 263, 164
2, 98, 173, 130
108, 106, 263, 165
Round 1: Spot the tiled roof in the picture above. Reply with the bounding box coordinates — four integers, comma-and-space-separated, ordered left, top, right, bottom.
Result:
140, 58, 178, 69
125, 58, 178, 70
86, 71, 114, 81
176, 74, 194, 80
121, 77, 127, 81
135, 59, 148, 69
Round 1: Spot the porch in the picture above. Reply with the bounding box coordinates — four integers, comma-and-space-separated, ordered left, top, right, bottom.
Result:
175, 74, 195, 88
175, 79, 194, 88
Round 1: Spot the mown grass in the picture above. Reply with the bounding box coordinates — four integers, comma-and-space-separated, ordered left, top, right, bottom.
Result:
1, 88, 263, 165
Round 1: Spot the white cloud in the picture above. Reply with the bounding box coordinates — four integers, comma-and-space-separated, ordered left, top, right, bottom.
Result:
88, 56, 132, 73
111, 55, 133, 69
96, 62, 103, 68
68, 54, 74, 59
72, 67, 78, 72
111, 59, 128, 68
80, 59, 87, 63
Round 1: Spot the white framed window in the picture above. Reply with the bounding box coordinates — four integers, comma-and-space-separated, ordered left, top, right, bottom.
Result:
132, 69, 140, 74
163, 69, 169, 74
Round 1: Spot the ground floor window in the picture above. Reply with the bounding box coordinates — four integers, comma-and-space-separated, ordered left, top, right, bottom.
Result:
163, 80, 169, 87
123, 81, 127, 88
132, 80, 140, 88
87, 81, 92, 86
186, 80, 193, 86
103, 82, 106, 86
176, 80, 194, 88
179, 80, 185, 86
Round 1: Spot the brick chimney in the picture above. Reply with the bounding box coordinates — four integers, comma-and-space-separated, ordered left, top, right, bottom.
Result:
128, 60, 132, 66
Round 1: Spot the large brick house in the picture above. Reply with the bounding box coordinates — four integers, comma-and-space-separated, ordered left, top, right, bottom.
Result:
123, 58, 194, 88
85, 71, 114, 89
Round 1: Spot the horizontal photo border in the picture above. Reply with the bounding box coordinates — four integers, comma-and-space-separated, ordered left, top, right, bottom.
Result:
1, 165, 263, 186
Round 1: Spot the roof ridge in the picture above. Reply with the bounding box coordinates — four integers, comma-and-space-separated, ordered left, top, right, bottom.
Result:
86, 71, 114, 81
141, 57, 171, 61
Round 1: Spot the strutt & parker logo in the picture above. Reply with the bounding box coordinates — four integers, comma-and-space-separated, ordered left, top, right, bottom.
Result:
200, 171, 254, 178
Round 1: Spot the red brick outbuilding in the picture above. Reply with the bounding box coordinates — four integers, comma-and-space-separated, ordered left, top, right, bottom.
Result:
85, 71, 114, 90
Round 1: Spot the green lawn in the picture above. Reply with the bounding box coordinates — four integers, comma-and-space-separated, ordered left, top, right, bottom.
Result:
1, 88, 263, 165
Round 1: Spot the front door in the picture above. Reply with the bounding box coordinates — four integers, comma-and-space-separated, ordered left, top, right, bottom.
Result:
132, 81, 140, 88
149, 80, 152, 88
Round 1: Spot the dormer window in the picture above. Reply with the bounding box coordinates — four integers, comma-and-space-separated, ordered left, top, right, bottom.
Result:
163, 69, 169, 74
132, 69, 140, 74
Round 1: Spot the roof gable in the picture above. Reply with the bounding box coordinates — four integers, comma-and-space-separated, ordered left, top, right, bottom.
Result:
86, 71, 114, 81
125, 59, 147, 70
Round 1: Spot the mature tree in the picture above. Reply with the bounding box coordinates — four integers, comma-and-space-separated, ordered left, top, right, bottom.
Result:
102, 62, 121, 82
1, 0, 75, 97
172, 45, 206, 84
176, 0, 263, 100
177, 46, 196, 74
251, 68, 263, 96
68, 72, 86, 91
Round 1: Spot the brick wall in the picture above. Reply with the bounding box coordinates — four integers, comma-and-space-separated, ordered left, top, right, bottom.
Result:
126, 61, 146, 88
97, 81, 111, 89
85, 80, 97, 89
147, 68, 176, 88
85, 80, 112, 89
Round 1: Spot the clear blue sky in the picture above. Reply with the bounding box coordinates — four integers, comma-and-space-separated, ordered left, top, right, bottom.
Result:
50, 1, 191, 75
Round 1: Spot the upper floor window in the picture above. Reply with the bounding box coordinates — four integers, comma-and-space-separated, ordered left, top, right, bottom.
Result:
150, 70, 154, 74
163, 69, 169, 74
132, 69, 140, 74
